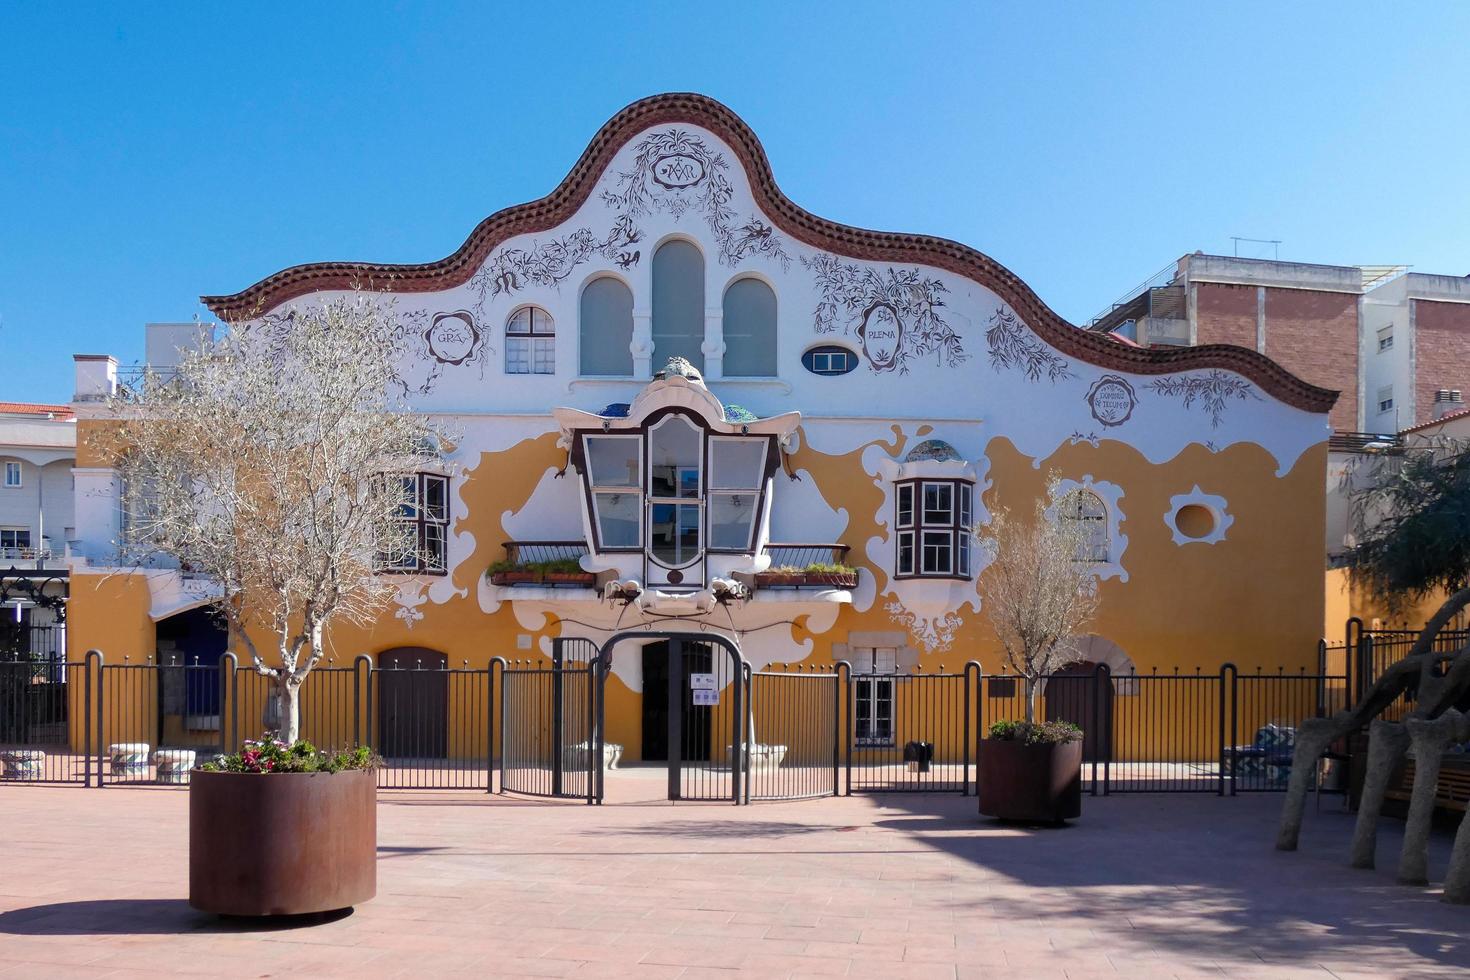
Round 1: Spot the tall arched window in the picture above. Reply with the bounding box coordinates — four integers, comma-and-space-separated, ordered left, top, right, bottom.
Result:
1060, 490, 1109, 563
579, 277, 634, 376
652, 240, 705, 372
722, 278, 776, 377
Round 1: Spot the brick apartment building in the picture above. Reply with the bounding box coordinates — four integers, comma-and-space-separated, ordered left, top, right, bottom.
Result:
1089, 254, 1470, 434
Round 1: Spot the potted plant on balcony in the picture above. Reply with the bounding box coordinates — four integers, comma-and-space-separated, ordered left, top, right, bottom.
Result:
976, 480, 1100, 824
486, 557, 596, 587
754, 561, 858, 589
190, 738, 379, 915
99, 290, 449, 915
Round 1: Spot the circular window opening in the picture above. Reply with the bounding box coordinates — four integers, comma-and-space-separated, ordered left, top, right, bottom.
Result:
1174, 504, 1216, 540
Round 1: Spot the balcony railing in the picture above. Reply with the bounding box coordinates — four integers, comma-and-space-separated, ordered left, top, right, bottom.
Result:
762, 543, 851, 569
501, 541, 590, 565
0, 546, 54, 563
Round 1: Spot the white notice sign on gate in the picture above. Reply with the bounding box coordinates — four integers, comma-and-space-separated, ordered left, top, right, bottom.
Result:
690, 688, 719, 706
689, 673, 717, 691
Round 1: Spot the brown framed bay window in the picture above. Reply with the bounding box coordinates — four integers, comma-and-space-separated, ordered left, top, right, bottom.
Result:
894, 478, 973, 580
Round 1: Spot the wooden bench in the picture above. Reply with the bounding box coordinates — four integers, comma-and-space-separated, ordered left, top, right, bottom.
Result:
1386, 755, 1470, 812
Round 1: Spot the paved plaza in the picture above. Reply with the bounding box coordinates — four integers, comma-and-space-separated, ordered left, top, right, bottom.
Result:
0, 777, 1467, 978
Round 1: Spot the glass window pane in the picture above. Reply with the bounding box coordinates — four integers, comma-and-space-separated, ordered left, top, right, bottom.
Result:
531, 308, 554, 335
710, 492, 757, 549
652, 240, 705, 372
959, 483, 973, 527
722, 278, 776, 377
922, 530, 952, 574
649, 415, 701, 498
897, 530, 914, 576
585, 436, 641, 488
897, 484, 914, 528
650, 502, 700, 564
422, 476, 448, 521
505, 336, 530, 374
594, 492, 640, 548
922, 483, 952, 525
580, 277, 634, 376
532, 337, 555, 374
424, 523, 446, 572
507, 307, 532, 335
709, 438, 766, 489
396, 475, 418, 519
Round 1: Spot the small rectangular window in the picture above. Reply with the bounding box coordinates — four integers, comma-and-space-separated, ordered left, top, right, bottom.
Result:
896, 530, 914, 576
922, 483, 953, 525
1377, 327, 1393, 353
959, 483, 973, 528
1, 527, 31, 551
1377, 385, 1394, 414
957, 534, 972, 577
921, 530, 953, 575
3, 462, 20, 488
532, 337, 555, 374
896, 483, 914, 529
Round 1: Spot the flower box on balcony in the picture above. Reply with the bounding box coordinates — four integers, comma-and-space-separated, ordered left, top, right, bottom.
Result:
754, 565, 858, 589
486, 558, 595, 588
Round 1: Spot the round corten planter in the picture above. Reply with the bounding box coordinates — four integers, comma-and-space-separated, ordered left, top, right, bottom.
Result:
189, 768, 377, 916
977, 738, 1083, 824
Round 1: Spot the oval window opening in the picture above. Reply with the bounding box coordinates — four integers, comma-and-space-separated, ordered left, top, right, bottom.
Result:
801, 345, 858, 376
1175, 504, 1216, 540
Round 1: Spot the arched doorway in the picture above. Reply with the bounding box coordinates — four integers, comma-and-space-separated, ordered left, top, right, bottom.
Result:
377, 647, 448, 759
1045, 662, 1111, 763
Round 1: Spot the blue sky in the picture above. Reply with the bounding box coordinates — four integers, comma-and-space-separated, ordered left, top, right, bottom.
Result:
3, 2, 1468, 404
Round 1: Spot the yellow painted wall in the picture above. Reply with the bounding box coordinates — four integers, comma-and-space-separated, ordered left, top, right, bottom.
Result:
67, 420, 1329, 763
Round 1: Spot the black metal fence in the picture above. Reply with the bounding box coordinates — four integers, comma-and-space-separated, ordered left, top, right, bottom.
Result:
0, 647, 1361, 800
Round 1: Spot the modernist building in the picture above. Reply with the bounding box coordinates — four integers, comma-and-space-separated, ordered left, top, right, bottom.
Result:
67, 95, 1336, 762
0, 401, 73, 657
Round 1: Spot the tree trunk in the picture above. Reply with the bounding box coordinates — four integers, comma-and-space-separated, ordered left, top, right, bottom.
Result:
261, 674, 302, 744
1399, 712, 1462, 885
1350, 719, 1410, 869
1275, 717, 1338, 851
1445, 808, 1470, 904
1025, 676, 1038, 725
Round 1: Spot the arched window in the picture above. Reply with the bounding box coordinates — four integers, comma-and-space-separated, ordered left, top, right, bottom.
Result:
1060, 489, 1109, 563
652, 240, 705, 372
579, 277, 634, 376
722, 278, 776, 377
505, 306, 554, 375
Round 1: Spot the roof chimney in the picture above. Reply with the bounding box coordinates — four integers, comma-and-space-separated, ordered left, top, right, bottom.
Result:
1433, 389, 1465, 419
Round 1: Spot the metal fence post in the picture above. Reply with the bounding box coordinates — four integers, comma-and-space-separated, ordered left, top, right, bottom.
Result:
1222, 662, 1238, 797
963, 661, 980, 797
550, 643, 565, 798
842, 660, 854, 796
83, 650, 100, 788
93, 650, 106, 789
486, 658, 497, 794
490, 656, 507, 795
353, 654, 372, 749
1093, 663, 1110, 797
840, 658, 852, 799
219, 652, 238, 757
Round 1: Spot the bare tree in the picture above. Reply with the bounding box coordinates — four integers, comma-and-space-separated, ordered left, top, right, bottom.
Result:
978, 480, 1102, 723
96, 291, 447, 744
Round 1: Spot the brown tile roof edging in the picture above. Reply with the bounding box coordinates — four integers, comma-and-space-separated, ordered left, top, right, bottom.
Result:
200, 92, 1338, 415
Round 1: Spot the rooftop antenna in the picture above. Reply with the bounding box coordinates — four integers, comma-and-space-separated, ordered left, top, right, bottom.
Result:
1231, 237, 1282, 260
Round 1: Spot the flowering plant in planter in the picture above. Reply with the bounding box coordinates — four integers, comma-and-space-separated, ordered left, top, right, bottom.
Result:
486, 557, 595, 585
201, 735, 378, 774
986, 719, 1083, 745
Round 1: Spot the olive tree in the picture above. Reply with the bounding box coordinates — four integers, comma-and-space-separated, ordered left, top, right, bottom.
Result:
978, 480, 1102, 724
1276, 438, 1470, 903
99, 291, 446, 744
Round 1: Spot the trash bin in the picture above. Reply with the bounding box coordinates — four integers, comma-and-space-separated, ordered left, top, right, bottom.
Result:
903, 740, 933, 774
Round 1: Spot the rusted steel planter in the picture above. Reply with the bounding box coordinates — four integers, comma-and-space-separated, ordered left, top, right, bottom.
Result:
977, 738, 1083, 824
189, 769, 376, 916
